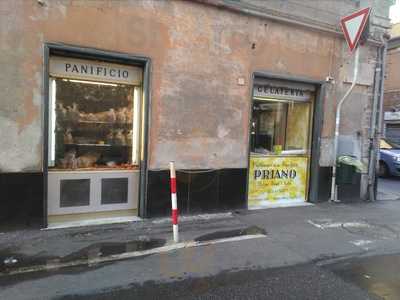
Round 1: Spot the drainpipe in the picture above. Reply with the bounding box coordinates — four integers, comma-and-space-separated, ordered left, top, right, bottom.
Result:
374, 35, 389, 195
367, 45, 382, 202
377, 36, 389, 143
367, 33, 389, 201
330, 46, 360, 202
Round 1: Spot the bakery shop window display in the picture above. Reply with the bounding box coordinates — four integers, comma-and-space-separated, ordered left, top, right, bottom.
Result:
48, 78, 140, 170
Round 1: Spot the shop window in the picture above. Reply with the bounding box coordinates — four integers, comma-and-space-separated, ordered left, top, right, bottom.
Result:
251, 99, 311, 155
48, 77, 141, 170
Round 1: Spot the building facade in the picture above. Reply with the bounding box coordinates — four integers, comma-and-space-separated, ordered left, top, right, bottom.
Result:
383, 28, 400, 144
0, 0, 393, 228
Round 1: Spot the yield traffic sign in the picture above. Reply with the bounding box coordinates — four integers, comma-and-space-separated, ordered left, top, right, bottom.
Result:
340, 7, 371, 52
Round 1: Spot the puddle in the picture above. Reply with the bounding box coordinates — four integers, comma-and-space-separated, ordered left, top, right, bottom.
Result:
327, 254, 400, 300
0, 250, 57, 274
61, 238, 165, 262
0, 238, 165, 274
194, 226, 266, 242
68, 227, 126, 238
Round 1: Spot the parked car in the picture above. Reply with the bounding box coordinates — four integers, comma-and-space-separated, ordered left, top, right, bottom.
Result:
379, 138, 400, 177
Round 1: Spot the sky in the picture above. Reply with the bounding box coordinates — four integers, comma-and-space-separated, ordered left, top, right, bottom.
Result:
390, 0, 400, 23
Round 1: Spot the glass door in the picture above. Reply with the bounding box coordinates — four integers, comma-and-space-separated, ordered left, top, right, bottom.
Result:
47, 58, 143, 222
248, 83, 314, 209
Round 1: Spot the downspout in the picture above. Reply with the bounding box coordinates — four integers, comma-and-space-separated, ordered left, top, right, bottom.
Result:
330, 46, 360, 202
367, 33, 389, 202
377, 36, 389, 146
374, 35, 389, 196
367, 44, 382, 202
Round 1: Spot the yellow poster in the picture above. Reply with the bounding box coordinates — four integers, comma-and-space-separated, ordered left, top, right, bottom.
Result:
248, 156, 308, 209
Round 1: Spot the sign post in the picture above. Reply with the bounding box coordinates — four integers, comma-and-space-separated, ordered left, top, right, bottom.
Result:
330, 7, 371, 202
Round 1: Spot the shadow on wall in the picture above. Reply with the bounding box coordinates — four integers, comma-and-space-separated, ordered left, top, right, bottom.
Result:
146, 169, 247, 217
0, 173, 44, 231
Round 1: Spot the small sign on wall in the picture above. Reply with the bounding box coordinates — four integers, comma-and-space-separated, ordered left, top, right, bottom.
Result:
49, 56, 142, 85
252, 78, 314, 102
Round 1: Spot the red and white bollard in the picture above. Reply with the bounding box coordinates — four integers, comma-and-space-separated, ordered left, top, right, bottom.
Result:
170, 161, 179, 243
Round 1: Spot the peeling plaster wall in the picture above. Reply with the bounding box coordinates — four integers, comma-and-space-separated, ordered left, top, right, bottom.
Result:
0, 1, 43, 172
0, 0, 388, 172
320, 44, 377, 168
385, 48, 400, 92
383, 43, 400, 114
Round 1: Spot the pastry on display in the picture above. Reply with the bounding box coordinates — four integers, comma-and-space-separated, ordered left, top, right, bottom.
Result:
126, 130, 133, 145
114, 129, 126, 145
106, 161, 116, 167
106, 108, 117, 123
95, 108, 117, 123
63, 128, 73, 144
56, 103, 67, 122
67, 103, 80, 122
76, 152, 100, 168
116, 107, 127, 123
59, 149, 78, 169
52, 86, 136, 170
79, 112, 96, 122
106, 129, 114, 144
125, 108, 133, 123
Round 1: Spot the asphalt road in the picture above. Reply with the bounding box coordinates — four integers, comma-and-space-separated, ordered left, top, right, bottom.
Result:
57, 253, 400, 300
57, 262, 377, 300
378, 177, 400, 200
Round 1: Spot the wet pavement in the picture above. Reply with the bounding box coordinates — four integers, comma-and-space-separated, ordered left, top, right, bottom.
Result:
327, 253, 400, 300
378, 177, 400, 201
58, 263, 376, 300
0, 238, 165, 274
0, 226, 264, 276
56, 254, 400, 300
194, 226, 266, 242
61, 239, 166, 261
4, 202, 400, 299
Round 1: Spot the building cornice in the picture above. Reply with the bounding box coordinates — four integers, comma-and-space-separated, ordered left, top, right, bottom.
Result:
193, 0, 383, 47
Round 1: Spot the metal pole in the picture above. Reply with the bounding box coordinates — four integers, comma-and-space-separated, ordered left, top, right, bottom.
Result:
330, 46, 360, 202
375, 37, 388, 189
169, 162, 179, 243
367, 47, 382, 202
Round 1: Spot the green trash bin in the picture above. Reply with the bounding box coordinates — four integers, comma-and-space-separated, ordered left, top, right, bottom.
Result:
336, 162, 356, 184
336, 155, 366, 185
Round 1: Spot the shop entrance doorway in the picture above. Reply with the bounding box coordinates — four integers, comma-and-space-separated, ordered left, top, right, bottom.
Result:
248, 78, 315, 209
46, 56, 143, 226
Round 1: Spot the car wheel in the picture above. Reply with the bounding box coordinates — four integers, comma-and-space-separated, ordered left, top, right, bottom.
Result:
378, 161, 390, 177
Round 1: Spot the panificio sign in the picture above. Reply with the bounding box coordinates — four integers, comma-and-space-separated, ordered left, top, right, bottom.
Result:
49, 56, 142, 85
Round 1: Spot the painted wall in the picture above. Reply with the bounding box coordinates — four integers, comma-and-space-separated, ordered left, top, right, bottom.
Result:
0, 0, 390, 173
383, 39, 400, 139
385, 48, 400, 92
384, 46, 400, 115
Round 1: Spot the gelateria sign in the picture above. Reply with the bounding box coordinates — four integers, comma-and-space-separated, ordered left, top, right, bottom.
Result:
49, 56, 142, 85
253, 83, 312, 102
248, 156, 308, 209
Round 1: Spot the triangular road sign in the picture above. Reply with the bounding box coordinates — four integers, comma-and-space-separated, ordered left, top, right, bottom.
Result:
340, 7, 371, 52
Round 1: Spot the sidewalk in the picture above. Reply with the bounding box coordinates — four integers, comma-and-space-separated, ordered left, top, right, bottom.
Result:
4, 200, 400, 299
377, 177, 400, 200
3, 200, 400, 277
